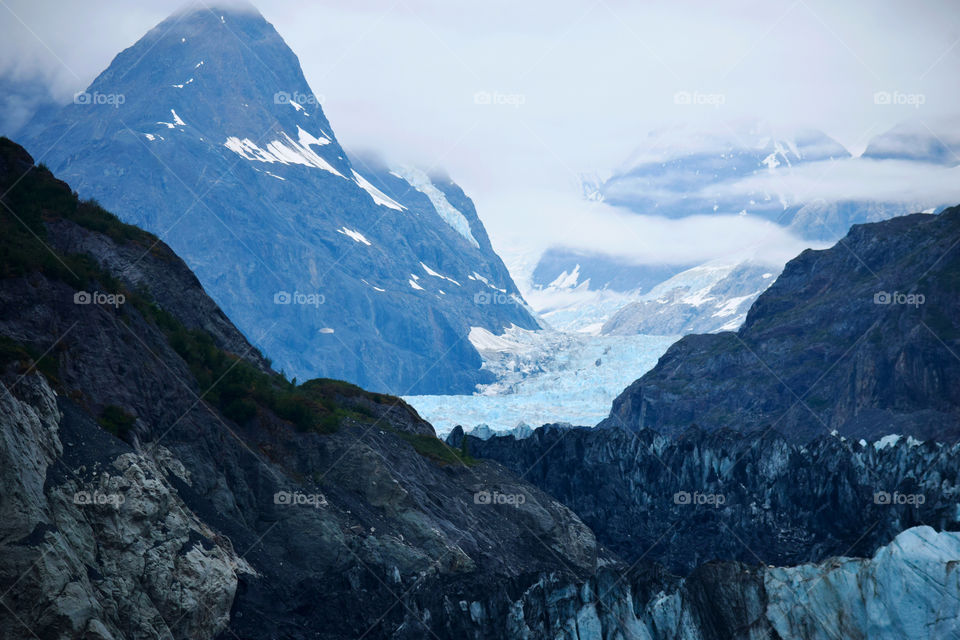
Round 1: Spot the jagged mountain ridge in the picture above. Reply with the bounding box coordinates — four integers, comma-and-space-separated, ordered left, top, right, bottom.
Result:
453, 424, 960, 574
603, 205, 960, 443
22, 4, 538, 395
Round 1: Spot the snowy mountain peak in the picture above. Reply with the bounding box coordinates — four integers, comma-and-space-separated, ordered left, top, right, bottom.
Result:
863, 119, 960, 166
615, 120, 850, 171
78, 3, 352, 180
24, 3, 538, 394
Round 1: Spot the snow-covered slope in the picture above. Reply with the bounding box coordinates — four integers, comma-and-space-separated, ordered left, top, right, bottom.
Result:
602, 259, 782, 335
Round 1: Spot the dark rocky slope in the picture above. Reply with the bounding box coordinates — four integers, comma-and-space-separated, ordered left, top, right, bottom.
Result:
603, 206, 960, 443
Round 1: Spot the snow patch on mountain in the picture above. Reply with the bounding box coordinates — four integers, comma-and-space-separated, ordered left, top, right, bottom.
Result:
223, 129, 344, 177
336, 227, 371, 245
420, 262, 460, 286
391, 165, 480, 248
361, 278, 385, 292
351, 169, 404, 210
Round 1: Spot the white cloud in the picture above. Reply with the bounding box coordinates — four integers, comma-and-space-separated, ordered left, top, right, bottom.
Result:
485, 189, 817, 269
713, 158, 960, 205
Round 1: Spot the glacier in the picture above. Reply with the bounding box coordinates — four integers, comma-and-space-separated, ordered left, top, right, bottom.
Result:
404, 325, 676, 436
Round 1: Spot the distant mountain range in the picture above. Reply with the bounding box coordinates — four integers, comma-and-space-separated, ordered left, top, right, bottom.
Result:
18, 5, 538, 395
532, 120, 958, 337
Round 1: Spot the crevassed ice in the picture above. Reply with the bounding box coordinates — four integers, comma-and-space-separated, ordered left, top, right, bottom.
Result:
874, 434, 903, 450
351, 170, 405, 211
405, 326, 676, 436
765, 526, 960, 640
390, 165, 479, 248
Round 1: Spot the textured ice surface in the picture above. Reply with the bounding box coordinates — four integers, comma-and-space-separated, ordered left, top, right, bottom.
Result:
405, 326, 676, 436
765, 526, 960, 640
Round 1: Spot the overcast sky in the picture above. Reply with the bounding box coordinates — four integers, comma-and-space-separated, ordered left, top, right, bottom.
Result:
2, 0, 959, 287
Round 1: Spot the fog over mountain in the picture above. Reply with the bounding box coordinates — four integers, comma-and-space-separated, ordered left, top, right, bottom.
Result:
3, 0, 959, 290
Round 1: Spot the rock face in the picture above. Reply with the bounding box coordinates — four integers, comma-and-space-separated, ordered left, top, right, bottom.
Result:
21, 5, 538, 395
0, 373, 247, 640
455, 425, 960, 575
603, 206, 960, 443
